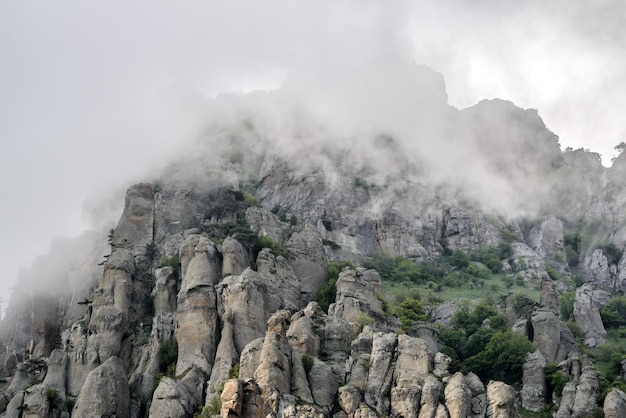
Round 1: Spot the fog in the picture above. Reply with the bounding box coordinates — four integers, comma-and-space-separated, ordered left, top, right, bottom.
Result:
1, 1, 625, 306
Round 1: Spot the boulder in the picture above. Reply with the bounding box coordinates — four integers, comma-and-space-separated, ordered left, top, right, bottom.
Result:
149, 377, 195, 418
486, 381, 519, 418
74, 356, 130, 418
604, 387, 626, 418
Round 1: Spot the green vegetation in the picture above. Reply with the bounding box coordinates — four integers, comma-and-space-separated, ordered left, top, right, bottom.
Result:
158, 339, 178, 376
145, 241, 158, 261
45, 388, 61, 412
363, 253, 433, 284
302, 353, 314, 374
228, 363, 240, 379
314, 261, 355, 312
545, 362, 568, 398
394, 297, 428, 331
601, 296, 626, 328
254, 235, 292, 259
598, 243, 623, 265
460, 331, 535, 385
159, 255, 179, 268
436, 300, 535, 385
64, 397, 76, 413
559, 291, 576, 320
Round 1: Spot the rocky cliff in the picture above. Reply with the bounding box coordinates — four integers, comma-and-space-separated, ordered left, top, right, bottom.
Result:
2, 66, 626, 417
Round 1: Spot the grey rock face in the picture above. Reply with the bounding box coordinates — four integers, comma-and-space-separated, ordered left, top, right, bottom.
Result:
149, 377, 195, 418
531, 309, 561, 363
444, 372, 472, 418
442, 207, 503, 252
526, 215, 566, 264
486, 381, 520, 418
604, 387, 626, 418
520, 350, 546, 412
74, 356, 130, 418
175, 234, 219, 375
328, 268, 386, 326
221, 236, 249, 277
573, 284, 606, 347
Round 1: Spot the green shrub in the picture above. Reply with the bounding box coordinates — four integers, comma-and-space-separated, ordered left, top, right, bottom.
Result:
158, 339, 178, 374
461, 331, 535, 385
545, 362, 568, 398
228, 363, 240, 379
559, 292, 576, 320
478, 246, 503, 273
254, 235, 292, 259
363, 253, 430, 284
302, 353, 314, 374
159, 255, 179, 268
395, 298, 428, 331
601, 296, 626, 328
599, 243, 623, 265
450, 249, 470, 269
64, 397, 75, 413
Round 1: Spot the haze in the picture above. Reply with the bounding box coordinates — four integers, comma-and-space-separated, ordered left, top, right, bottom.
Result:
1, 1, 625, 306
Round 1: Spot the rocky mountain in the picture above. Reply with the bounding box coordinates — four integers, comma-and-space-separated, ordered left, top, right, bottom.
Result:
2, 65, 626, 417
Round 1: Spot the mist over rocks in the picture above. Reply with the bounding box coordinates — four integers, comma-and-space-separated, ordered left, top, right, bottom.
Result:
2, 65, 626, 417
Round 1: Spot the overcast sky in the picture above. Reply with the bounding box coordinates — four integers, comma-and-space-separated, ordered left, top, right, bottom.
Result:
0, 1, 625, 304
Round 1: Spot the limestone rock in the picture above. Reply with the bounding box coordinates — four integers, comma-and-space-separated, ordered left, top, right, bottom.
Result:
328, 268, 386, 326
526, 215, 566, 264
175, 234, 219, 374
531, 308, 560, 363
394, 334, 433, 385
433, 352, 452, 379
363, 332, 397, 415
442, 206, 502, 252
308, 358, 339, 409
604, 387, 626, 418
239, 337, 265, 380
419, 374, 444, 418
338, 385, 361, 415
74, 356, 130, 418
486, 381, 519, 418
220, 378, 243, 418
444, 372, 472, 418
149, 377, 195, 418
573, 284, 606, 347
520, 350, 546, 412
222, 237, 249, 277
570, 356, 599, 418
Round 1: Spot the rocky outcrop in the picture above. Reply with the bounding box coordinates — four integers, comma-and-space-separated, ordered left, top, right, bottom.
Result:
556, 355, 599, 418
445, 372, 472, 418
329, 268, 386, 326
520, 350, 546, 412
74, 356, 130, 418
604, 387, 626, 418
526, 216, 566, 265
175, 233, 219, 375
573, 284, 606, 347
531, 309, 561, 362
149, 377, 195, 418
442, 207, 502, 252
486, 381, 519, 418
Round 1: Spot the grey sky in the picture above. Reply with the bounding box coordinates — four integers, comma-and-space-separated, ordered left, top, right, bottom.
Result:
0, 1, 624, 303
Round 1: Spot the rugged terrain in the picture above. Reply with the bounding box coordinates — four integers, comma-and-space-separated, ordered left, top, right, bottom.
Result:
2, 65, 626, 417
